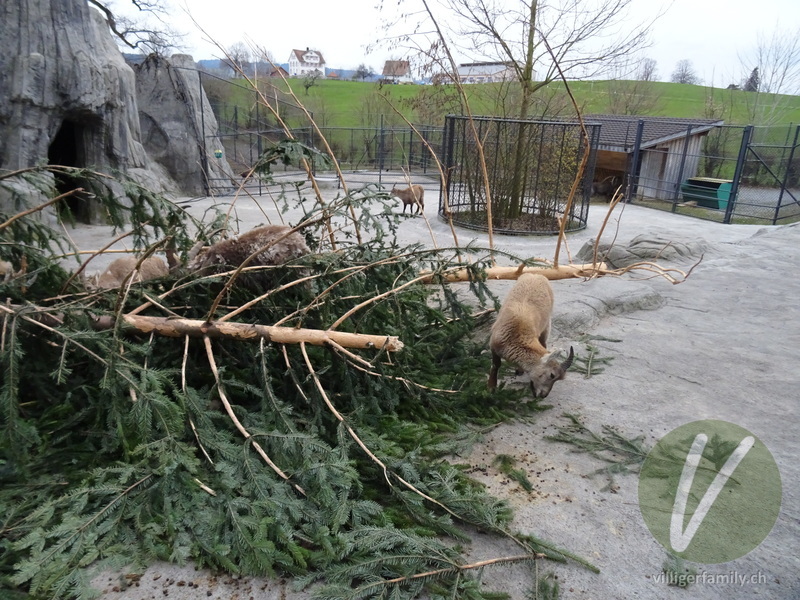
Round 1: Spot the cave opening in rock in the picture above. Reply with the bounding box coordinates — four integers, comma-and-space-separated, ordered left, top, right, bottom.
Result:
48, 117, 95, 222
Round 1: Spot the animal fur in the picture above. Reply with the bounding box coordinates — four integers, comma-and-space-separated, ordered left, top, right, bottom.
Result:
391, 185, 424, 214
591, 175, 622, 200
97, 256, 169, 289
488, 273, 574, 398
189, 224, 310, 288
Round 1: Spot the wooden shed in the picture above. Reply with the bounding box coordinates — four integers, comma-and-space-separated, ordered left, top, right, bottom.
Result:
583, 115, 724, 200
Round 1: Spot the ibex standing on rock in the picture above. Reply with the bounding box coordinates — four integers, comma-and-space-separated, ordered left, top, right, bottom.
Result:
390, 185, 424, 214
488, 273, 574, 398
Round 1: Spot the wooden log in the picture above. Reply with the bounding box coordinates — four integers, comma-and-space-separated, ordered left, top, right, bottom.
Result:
420, 263, 608, 284
92, 314, 404, 352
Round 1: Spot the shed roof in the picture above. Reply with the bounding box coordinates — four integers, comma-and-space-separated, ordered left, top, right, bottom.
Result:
582, 115, 724, 152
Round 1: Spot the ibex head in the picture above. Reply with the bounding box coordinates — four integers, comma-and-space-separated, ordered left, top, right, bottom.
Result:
528, 347, 574, 398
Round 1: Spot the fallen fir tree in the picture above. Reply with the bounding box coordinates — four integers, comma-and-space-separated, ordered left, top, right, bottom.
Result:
0, 165, 598, 600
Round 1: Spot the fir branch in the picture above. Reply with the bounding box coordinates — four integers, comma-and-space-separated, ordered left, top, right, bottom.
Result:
546, 413, 650, 490
203, 336, 306, 496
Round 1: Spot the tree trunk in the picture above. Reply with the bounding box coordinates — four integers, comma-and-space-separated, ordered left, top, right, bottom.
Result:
92, 314, 404, 352
420, 262, 607, 283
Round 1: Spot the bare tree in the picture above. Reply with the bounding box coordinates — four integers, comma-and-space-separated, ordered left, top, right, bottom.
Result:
741, 27, 800, 95
398, 0, 655, 121
88, 0, 184, 56
670, 59, 701, 85
381, 0, 656, 223
737, 27, 800, 124
225, 41, 252, 75
302, 70, 322, 95
603, 56, 662, 115
637, 58, 659, 82
354, 64, 375, 81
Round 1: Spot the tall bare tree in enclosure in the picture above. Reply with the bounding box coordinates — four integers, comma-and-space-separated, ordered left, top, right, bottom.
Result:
383, 0, 656, 219
670, 59, 701, 85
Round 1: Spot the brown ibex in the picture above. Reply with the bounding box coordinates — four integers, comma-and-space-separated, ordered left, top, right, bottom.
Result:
189, 224, 310, 289
488, 273, 574, 398
96, 256, 169, 288
390, 185, 424, 214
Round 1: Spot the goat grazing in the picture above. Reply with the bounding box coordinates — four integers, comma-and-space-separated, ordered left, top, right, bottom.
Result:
488, 273, 574, 398
390, 185, 424, 214
96, 256, 169, 289
189, 224, 310, 289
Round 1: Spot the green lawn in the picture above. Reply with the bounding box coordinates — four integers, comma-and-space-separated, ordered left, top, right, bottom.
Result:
213, 76, 800, 129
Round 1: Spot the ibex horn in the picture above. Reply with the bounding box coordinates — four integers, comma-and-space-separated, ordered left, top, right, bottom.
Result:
560, 346, 575, 372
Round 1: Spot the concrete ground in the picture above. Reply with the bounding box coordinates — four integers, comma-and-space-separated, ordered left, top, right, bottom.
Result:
76, 174, 798, 599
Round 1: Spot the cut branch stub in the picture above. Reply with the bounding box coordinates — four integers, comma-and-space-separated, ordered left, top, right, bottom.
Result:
92, 314, 404, 352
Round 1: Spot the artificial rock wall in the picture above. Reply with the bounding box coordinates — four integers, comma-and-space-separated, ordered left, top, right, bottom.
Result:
0, 0, 231, 221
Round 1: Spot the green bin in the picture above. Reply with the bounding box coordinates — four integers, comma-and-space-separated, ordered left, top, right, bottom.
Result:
680, 177, 732, 210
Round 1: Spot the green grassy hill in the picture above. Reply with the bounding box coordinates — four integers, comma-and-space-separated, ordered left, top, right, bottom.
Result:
218, 76, 800, 129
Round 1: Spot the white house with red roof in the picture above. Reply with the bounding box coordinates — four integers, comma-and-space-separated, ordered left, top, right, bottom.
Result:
288, 48, 326, 77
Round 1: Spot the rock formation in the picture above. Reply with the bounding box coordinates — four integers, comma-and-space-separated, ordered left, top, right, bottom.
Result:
0, 0, 232, 222
134, 54, 234, 196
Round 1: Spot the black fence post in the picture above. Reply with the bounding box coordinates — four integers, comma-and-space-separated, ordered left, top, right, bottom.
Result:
378, 114, 385, 185
626, 120, 645, 203
440, 115, 456, 216
725, 125, 753, 224
773, 124, 800, 224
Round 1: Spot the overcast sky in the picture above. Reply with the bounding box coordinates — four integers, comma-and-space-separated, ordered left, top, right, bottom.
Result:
114, 0, 799, 85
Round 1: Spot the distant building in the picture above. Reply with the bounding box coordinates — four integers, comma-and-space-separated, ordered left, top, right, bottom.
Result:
381, 60, 413, 84
268, 66, 289, 78
457, 62, 516, 84
288, 48, 326, 77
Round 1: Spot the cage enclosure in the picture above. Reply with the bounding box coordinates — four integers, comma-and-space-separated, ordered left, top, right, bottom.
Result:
439, 115, 599, 235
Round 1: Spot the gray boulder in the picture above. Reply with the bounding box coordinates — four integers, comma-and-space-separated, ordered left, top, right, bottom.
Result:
576, 233, 707, 268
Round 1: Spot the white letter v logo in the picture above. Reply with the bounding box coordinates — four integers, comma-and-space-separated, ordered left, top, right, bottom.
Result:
670, 433, 755, 553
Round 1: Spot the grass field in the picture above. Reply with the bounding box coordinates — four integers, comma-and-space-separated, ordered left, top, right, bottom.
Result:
217, 76, 800, 129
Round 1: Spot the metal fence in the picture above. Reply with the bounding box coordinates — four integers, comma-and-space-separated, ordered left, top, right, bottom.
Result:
439, 115, 599, 235
293, 121, 442, 176
197, 72, 799, 227
627, 123, 800, 225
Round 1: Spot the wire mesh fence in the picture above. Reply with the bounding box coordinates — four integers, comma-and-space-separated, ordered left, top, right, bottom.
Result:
629, 123, 800, 225
440, 115, 599, 235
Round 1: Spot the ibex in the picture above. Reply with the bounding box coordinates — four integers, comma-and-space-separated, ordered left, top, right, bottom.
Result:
488, 273, 574, 398
390, 185, 424, 214
189, 224, 310, 289
96, 256, 169, 288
